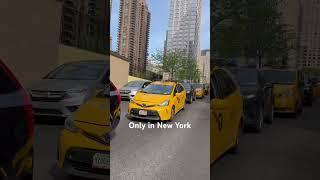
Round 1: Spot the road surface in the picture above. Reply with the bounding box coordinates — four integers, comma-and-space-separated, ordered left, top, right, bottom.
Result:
211, 100, 320, 180
111, 97, 210, 180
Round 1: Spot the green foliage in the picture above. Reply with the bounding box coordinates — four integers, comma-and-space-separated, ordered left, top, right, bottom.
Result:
213, 0, 294, 66
151, 50, 200, 82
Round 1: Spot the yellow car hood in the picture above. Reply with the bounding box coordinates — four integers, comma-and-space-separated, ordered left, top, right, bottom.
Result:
134, 92, 171, 104
74, 96, 110, 136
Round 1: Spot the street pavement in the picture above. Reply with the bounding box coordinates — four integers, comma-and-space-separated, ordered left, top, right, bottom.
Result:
211, 99, 320, 180
111, 97, 210, 180
33, 96, 210, 180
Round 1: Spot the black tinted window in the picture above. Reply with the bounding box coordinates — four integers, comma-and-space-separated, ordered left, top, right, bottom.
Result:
215, 69, 236, 98
230, 68, 258, 85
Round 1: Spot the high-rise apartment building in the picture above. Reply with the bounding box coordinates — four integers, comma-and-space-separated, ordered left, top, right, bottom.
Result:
299, 0, 320, 68
117, 0, 151, 75
60, 0, 108, 54
165, 0, 202, 59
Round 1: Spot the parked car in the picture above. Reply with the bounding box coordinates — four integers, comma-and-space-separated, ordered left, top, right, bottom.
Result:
119, 80, 151, 100
264, 68, 304, 116
128, 81, 186, 121
181, 82, 196, 103
57, 81, 118, 179
0, 59, 34, 179
193, 83, 205, 98
29, 60, 108, 119
229, 67, 274, 132
211, 67, 243, 164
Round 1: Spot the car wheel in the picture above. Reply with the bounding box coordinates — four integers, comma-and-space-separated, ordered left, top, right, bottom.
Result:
170, 106, 175, 121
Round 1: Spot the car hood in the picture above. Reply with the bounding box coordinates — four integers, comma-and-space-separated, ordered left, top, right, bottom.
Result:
74, 96, 110, 137
120, 86, 140, 91
29, 79, 95, 92
133, 92, 171, 104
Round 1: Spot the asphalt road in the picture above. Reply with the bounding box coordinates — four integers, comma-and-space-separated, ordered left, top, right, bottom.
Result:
111, 96, 210, 180
34, 118, 92, 180
211, 99, 320, 180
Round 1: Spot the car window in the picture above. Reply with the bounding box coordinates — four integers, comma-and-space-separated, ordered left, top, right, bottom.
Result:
142, 84, 173, 95
46, 62, 105, 80
178, 84, 184, 92
215, 69, 236, 98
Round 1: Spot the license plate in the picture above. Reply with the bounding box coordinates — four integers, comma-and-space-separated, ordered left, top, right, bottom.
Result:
92, 153, 109, 169
139, 110, 147, 116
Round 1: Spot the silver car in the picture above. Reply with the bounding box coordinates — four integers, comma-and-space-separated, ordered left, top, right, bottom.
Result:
119, 80, 151, 100
29, 60, 108, 118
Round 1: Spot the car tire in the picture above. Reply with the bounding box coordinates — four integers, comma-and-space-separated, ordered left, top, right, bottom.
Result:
170, 106, 175, 121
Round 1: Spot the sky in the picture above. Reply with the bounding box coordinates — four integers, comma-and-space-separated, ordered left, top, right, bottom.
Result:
111, 0, 210, 56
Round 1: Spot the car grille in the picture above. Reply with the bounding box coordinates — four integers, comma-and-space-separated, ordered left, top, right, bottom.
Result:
31, 90, 66, 102
120, 90, 130, 94
66, 148, 109, 175
131, 108, 159, 117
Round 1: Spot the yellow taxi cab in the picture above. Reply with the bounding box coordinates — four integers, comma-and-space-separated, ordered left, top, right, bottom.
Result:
211, 67, 243, 164
128, 81, 186, 121
193, 83, 205, 98
57, 82, 119, 179
263, 69, 304, 115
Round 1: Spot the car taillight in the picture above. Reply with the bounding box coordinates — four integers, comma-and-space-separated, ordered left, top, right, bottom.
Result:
0, 60, 35, 138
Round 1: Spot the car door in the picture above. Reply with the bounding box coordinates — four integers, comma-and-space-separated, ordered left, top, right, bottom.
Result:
176, 84, 184, 110
219, 70, 240, 148
211, 70, 231, 161
172, 84, 180, 112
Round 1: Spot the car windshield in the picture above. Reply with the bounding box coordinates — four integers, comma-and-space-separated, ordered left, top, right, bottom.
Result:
264, 70, 296, 84
230, 68, 257, 86
141, 84, 173, 95
193, 83, 203, 89
124, 81, 145, 88
182, 83, 191, 91
46, 62, 105, 80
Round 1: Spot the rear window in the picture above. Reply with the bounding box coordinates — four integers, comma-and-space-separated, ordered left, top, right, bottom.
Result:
182, 83, 191, 90
0, 65, 20, 94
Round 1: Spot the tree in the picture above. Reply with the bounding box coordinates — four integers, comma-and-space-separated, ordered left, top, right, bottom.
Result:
213, 0, 294, 67
152, 50, 200, 82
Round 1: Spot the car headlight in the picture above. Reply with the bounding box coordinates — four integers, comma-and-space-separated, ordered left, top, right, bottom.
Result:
158, 100, 169, 107
64, 116, 79, 132
130, 90, 138, 95
65, 89, 87, 99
